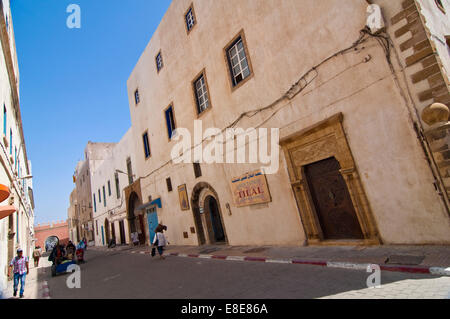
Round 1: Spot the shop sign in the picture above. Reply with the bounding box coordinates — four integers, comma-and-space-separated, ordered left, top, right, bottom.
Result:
230, 169, 271, 207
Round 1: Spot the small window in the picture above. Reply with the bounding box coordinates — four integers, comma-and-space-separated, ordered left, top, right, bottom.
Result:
156, 51, 163, 72
98, 189, 101, 203
3, 105, 6, 135
226, 34, 251, 87
193, 162, 202, 178
166, 177, 173, 192
126, 157, 134, 185
165, 105, 176, 139
134, 89, 140, 105
435, 0, 446, 14
103, 186, 106, 207
185, 6, 196, 32
96, 220, 98, 235
115, 172, 120, 199
93, 194, 97, 212
142, 132, 151, 159
108, 180, 111, 196
194, 73, 210, 114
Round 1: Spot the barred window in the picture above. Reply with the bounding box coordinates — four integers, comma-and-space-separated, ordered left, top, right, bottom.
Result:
156, 52, 163, 72
227, 37, 251, 86
185, 7, 195, 32
134, 89, 140, 105
194, 74, 210, 114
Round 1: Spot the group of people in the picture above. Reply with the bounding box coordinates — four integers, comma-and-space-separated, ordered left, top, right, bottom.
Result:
48, 238, 87, 266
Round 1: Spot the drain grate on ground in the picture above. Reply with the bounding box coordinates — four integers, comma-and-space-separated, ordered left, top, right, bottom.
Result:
384, 254, 425, 265
243, 247, 268, 254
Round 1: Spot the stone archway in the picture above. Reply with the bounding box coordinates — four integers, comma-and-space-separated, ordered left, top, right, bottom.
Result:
191, 182, 228, 245
45, 236, 59, 252
280, 113, 380, 245
127, 191, 145, 244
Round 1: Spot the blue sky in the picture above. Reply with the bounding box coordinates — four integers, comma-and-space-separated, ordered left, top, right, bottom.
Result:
11, 0, 172, 224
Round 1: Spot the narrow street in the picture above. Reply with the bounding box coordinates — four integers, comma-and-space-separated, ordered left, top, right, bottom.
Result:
42, 249, 450, 299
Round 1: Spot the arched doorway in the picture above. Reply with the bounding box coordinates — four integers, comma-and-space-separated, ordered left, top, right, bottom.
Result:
127, 191, 146, 245
205, 196, 226, 242
191, 182, 227, 245
45, 236, 59, 252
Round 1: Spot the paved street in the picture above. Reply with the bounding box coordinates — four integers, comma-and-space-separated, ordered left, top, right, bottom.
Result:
42, 249, 450, 299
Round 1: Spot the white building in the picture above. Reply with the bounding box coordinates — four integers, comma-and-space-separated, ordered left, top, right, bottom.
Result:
91, 129, 136, 246
0, 0, 35, 296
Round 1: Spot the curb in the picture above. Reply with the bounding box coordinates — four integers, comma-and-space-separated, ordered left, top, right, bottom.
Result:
165, 252, 450, 276
41, 281, 50, 299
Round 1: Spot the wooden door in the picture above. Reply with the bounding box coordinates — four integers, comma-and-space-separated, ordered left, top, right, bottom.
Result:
146, 208, 159, 244
119, 220, 126, 244
304, 157, 363, 240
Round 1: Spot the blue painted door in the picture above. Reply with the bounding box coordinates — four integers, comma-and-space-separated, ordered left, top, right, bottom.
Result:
101, 226, 105, 246
147, 207, 158, 244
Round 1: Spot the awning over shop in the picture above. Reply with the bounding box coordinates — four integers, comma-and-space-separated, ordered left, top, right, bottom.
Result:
0, 184, 10, 203
136, 197, 162, 211
0, 205, 16, 220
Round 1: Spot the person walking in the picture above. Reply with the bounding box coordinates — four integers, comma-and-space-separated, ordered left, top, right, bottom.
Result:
82, 237, 88, 250
152, 224, 167, 260
32, 246, 41, 268
8, 248, 29, 298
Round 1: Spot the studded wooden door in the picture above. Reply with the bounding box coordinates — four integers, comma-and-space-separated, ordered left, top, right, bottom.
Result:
304, 157, 364, 240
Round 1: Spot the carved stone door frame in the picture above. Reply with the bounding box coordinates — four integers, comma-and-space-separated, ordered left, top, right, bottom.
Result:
280, 113, 380, 245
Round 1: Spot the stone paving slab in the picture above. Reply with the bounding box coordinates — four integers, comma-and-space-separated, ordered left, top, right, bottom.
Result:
319, 277, 450, 299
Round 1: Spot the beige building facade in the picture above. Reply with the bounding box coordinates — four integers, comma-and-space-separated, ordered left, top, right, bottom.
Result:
0, 0, 35, 296
67, 188, 78, 243
121, 0, 450, 248
91, 129, 135, 247
70, 142, 115, 244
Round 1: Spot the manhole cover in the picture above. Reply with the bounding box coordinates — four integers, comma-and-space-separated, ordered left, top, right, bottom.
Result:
243, 247, 268, 253
385, 255, 425, 265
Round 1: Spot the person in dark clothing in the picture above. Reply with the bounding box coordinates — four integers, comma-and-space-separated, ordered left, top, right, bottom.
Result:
48, 244, 65, 265
66, 241, 76, 260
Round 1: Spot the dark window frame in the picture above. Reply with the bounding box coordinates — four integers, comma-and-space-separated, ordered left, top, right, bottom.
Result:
435, 0, 446, 14
126, 157, 134, 185
134, 89, 140, 105
193, 162, 202, 178
184, 3, 197, 34
192, 69, 213, 117
223, 30, 254, 91
164, 103, 177, 141
142, 131, 151, 159
155, 51, 164, 73
115, 172, 120, 199
166, 177, 173, 192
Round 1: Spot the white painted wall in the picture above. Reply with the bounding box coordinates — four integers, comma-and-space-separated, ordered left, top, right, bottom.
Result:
91, 129, 136, 246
